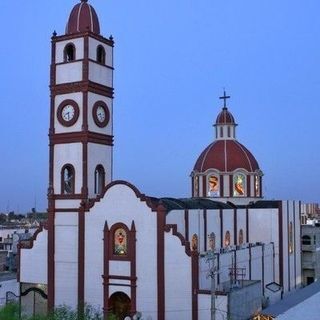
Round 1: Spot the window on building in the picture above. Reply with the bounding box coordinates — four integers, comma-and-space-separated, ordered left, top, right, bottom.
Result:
233, 173, 246, 196
208, 175, 219, 197
61, 165, 75, 194
239, 229, 244, 245
113, 228, 127, 256
97, 45, 106, 64
191, 234, 198, 251
302, 235, 311, 245
64, 43, 76, 62
194, 176, 199, 197
255, 175, 260, 197
289, 222, 294, 254
227, 126, 231, 138
94, 165, 105, 195
224, 231, 231, 247
220, 127, 223, 138
208, 232, 216, 251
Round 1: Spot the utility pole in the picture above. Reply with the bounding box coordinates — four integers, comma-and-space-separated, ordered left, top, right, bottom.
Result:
204, 232, 217, 320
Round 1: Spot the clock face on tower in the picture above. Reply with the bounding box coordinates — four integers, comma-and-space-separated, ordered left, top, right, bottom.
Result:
92, 101, 110, 128
57, 100, 80, 127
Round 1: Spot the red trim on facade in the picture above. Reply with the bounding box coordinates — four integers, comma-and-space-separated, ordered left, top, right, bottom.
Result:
204, 210, 207, 251
53, 32, 114, 47
47, 199, 55, 313
157, 205, 166, 320
220, 209, 223, 248
92, 101, 110, 128
246, 175, 251, 197
57, 99, 80, 127
51, 81, 114, 98
191, 176, 194, 197
78, 205, 85, 314
202, 176, 206, 197
246, 207, 249, 243
185, 210, 189, 242
191, 252, 199, 320
50, 131, 114, 146
229, 175, 233, 197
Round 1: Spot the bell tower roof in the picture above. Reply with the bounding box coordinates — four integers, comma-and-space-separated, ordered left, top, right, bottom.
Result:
66, 0, 100, 35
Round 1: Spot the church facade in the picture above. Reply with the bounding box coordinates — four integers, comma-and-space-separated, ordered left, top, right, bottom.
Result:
19, 1, 301, 319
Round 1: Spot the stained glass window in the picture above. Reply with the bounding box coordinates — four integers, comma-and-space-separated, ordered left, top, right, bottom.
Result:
194, 176, 199, 197
208, 175, 219, 197
239, 229, 244, 245
208, 232, 216, 251
191, 234, 198, 252
255, 175, 260, 197
114, 228, 127, 256
233, 174, 245, 196
224, 231, 231, 247
289, 222, 294, 254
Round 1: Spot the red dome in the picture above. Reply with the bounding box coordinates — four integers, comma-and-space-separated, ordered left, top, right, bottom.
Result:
194, 140, 259, 173
66, 0, 100, 35
215, 107, 236, 125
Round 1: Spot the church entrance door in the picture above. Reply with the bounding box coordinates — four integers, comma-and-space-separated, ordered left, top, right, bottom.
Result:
108, 292, 131, 320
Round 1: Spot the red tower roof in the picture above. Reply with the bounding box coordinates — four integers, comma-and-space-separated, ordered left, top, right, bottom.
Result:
66, 0, 100, 35
194, 140, 259, 173
215, 107, 236, 125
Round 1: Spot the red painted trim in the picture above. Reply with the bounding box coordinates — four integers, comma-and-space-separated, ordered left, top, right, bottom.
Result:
191, 176, 194, 197
57, 99, 80, 127
92, 101, 110, 128
164, 224, 191, 256
191, 252, 199, 320
246, 175, 251, 197
50, 132, 114, 146
78, 205, 85, 313
17, 224, 48, 250
103, 222, 109, 318
157, 205, 166, 320
185, 210, 189, 242
53, 32, 114, 47
249, 244, 252, 280
51, 81, 114, 98
47, 201, 55, 312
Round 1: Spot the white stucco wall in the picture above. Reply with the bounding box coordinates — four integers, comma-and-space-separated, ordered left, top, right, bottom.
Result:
20, 229, 48, 285
55, 38, 84, 63
206, 210, 221, 248
54, 213, 79, 308
56, 62, 83, 84
88, 37, 113, 66
88, 62, 113, 87
53, 143, 83, 194
164, 230, 192, 320
54, 92, 83, 134
84, 184, 158, 318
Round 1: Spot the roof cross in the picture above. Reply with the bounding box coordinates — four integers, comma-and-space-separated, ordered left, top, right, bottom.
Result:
219, 90, 230, 108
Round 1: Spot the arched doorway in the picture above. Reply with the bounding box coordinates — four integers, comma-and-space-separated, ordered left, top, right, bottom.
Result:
108, 292, 131, 320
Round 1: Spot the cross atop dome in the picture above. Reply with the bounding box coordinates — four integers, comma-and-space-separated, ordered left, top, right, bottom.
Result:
219, 89, 230, 109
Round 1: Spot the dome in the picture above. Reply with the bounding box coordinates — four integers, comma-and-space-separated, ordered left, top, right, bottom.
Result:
194, 140, 260, 173
215, 107, 236, 125
66, 0, 100, 35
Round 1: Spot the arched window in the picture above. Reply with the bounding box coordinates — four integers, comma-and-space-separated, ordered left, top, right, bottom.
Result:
191, 234, 198, 252
64, 43, 76, 62
208, 232, 216, 251
238, 229, 244, 245
227, 126, 231, 138
233, 173, 246, 196
224, 231, 231, 247
114, 228, 128, 256
94, 165, 105, 195
289, 222, 294, 254
302, 235, 311, 245
208, 175, 219, 197
61, 164, 75, 194
255, 175, 260, 197
220, 127, 223, 138
96, 45, 106, 64
194, 175, 199, 197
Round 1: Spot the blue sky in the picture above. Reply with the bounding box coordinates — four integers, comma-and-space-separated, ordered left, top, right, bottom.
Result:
0, 0, 319, 213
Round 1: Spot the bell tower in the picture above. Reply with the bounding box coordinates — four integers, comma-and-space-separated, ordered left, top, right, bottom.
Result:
47, 0, 114, 310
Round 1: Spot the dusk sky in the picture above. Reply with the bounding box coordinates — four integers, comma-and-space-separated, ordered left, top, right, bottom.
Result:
0, 1, 319, 213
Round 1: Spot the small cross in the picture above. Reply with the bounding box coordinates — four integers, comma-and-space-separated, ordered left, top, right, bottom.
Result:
219, 90, 230, 108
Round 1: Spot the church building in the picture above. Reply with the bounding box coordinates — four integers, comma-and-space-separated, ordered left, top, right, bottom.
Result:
19, 1, 301, 319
